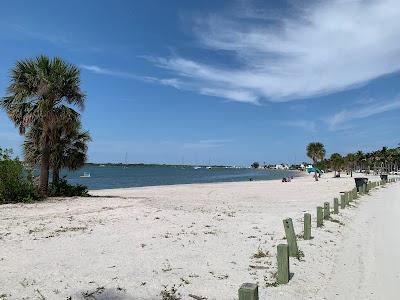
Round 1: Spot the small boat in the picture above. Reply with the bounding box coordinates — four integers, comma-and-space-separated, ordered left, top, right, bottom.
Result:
194, 166, 201, 170
80, 172, 91, 178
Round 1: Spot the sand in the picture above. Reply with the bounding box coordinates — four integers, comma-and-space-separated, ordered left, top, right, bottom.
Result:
0, 173, 399, 299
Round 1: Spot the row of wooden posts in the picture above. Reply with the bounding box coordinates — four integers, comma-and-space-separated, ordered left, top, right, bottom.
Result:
238, 177, 400, 300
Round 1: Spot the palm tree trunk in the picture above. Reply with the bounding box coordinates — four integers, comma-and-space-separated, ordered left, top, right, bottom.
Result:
52, 165, 60, 185
39, 144, 50, 196
314, 159, 318, 181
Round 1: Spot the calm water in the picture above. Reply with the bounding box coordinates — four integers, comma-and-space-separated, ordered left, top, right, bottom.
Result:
59, 165, 299, 190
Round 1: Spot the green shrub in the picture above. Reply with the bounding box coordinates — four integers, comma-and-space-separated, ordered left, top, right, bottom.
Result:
48, 178, 89, 197
0, 148, 41, 204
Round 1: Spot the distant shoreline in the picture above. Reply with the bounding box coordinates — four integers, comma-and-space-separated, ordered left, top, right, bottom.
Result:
67, 166, 301, 191
88, 169, 304, 192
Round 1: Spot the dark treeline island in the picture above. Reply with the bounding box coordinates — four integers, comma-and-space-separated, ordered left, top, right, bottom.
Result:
85, 162, 234, 168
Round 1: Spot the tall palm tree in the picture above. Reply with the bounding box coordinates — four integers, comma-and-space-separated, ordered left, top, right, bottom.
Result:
306, 142, 326, 181
1, 55, 85, 195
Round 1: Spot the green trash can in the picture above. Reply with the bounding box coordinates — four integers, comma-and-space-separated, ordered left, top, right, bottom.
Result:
354, 177, 368, 192
380, 174, 388, 181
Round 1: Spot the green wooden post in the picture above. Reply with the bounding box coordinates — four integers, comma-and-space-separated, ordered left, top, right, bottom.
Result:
317, 206, 323, 227
239, 283, 259, 300
323, 202, 330, 219
304, 213, 311, 240
340, 194, 346, 209
353, 188, 358, 199
277, 244, 290, 284
348, 191, 353, 203
283, 218, 298, 257
333, 198, 339, 214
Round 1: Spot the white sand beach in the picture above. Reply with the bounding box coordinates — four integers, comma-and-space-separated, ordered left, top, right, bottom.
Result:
1, 173, 399, 299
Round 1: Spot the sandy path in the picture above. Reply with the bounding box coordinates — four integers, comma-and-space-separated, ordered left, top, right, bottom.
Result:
319, 183, 400, 299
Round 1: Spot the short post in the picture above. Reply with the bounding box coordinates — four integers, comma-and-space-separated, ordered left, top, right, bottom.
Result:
333, 198, 339, 214
303, 213, 311, 240
283, 218, 299, 257
317, 206, 323, 227
277, 244, 290, 284
239, 283, 259, 300
353, 188, 358, 199
323, 202, 330, 219
348, 191, 353, 203
340, 194, 346, 209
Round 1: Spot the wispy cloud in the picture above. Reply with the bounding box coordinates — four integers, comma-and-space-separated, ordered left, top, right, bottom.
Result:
182, 139, 232, 149
14, 25, 69, 46
149, 0, 400, 103
282, 120, 316, 132
80, 64, 182, 89
327, 99, 400, 130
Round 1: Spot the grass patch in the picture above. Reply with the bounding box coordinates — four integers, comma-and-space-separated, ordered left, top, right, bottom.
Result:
160, 285, 181, 300
328, 217, 345, 226
296, 249, 305, 261
82, 286, 105, 299
252, 248, 269, 259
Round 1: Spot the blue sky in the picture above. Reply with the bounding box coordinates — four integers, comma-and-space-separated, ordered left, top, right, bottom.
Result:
0, 0, 399, 165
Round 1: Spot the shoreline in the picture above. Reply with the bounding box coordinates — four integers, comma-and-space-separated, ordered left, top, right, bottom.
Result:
87, 169, 305, 193
1, 173, 397, 299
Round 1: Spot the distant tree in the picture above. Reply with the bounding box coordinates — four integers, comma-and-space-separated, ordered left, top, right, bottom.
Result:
306, 142, 326, 181
330, 153, 343, 177
316, 159, 330, 172
344, 153, 356, 177
251, 162, 260, 169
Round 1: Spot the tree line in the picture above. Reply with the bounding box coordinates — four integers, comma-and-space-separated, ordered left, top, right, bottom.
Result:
307, 142, 400, 180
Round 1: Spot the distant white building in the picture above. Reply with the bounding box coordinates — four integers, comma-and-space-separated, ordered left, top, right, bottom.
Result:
275, 164, 289, 170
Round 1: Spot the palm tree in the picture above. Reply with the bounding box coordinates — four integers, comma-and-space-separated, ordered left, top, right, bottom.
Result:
1, 55, 85, 195
23, 118, 90, 185
306, 142, 326, 181
330, 153, 343, 177
345, 153, 356, 177
355, 151, 364, 172
51, 123, 91, 184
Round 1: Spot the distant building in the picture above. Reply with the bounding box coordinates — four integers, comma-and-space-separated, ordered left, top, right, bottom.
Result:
275, 164, 289, 170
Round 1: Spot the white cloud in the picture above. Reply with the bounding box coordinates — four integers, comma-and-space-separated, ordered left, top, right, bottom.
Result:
81, 65, 138, 79
80, 64, 182, 89
327, 99, 400, 130
182, 139, 232, 149
13, 25, 69, 46
283, 120, 316, 132
150, 0, 400, 103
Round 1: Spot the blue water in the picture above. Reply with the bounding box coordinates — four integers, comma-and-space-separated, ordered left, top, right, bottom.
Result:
60, 165, 299, 190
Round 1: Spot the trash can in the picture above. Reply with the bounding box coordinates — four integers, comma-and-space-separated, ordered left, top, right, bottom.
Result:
380, 174, 388, 181
354, 177, 368, 192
